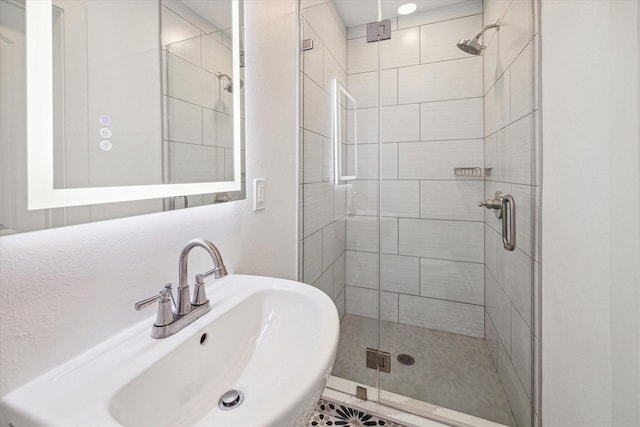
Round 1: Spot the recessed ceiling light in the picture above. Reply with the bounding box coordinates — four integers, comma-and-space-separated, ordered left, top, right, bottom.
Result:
397, 3, 417, 15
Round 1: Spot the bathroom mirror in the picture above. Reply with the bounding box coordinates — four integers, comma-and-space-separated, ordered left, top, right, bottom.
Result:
0, 0, 245, 234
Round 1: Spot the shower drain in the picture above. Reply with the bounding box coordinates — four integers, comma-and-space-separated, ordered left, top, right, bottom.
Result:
397, 353, 415, 366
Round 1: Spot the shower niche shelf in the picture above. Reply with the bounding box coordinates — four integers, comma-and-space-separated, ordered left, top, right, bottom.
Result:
454, 167, 492, 177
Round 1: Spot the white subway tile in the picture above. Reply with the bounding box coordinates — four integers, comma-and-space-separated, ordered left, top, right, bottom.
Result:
398, 57, 482, 104
511, 305, 532, 398
420, 15, 482, 64
303, 182, 334, 237
323, 137, 334, 182
483, 0, 511, 25
347, 36, 379, 74
346, 180, 378, 216
345, 250, 378, 289
420, 258, 483, 305
381, 104, 419, 142
398, 140, 483, 180
485, 310, 499, 369
482, 27, 504, 94
333, 252, 346, 298
323, 218, 346, 270
314, 266, 335, 299
498, 247, 533, 327
303, 230, 323, 284
499, 0, 533, 70
420, 180, 484, 221
485, 267, 511, 352
381, 217, 399, 254
161, 6, 200, 47
334, 23, 347, 72
168, 142, 224, 183
381, 254, 420, 295
166, 53, 217, 108
335, 286, 346, 319
167, 36, 201, 67
399, 294, 484, 338
201, 35, 232, 76
484, 132, 498, 180
347, 143, 378, 180
511, 184, 535, 259
346, 215, 379, 252
202, 108, 233, 148
485, 224, 500, 279
510, 42, 534, 122
498, 342, 532, 427
347, 69, 397, 109
324, 46, 346, 92
484, 70, 510, 136
398, 218, 483, 263
303, 3, 335, 56
346, 286, 399, 322
303, 130, 323, 183
303, 75, 331, 137
167, 97, 202, 144
420, 98, 483, 141
347, 107, 378, 145
334, 180, 346, 219
380, 27, 420, 69
498, 114, 532, 185
381, 180, 420, 218
381, 143, 398, 179
303, 22, 324, 87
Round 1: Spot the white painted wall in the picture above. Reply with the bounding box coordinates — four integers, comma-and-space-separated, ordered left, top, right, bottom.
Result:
541, 1, 640, 425
0, 0, 298, 399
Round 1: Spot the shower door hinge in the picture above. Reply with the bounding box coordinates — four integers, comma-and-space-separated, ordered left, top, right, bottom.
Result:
302, 38, 313, 51
366, 348, 391, 373
366, 19, 391, 43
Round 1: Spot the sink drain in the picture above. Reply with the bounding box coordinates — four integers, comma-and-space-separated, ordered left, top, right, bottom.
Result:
397, 353, 415, 366
218, 389, 245, 410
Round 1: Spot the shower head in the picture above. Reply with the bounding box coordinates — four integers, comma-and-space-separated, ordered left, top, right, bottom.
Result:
456, 20, 500, 56
216, 72, 244, 93
456, 37, 484, 56
224, 79, 244, 93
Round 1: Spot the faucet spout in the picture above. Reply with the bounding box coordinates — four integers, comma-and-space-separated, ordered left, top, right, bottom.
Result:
176, 238, 228, 315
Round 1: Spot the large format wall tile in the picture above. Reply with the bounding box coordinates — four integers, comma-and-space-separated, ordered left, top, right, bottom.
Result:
398, 140, 483, 180
381, 180, 420, 218
381, 254, 420, 295
420, 258, 484, 305
399, 294, 484, 337
420, 98, 483, 141
419, 14, 482, 64
420, 180, 484, 221
346, 286, 399, 322
398, 218, 483, 263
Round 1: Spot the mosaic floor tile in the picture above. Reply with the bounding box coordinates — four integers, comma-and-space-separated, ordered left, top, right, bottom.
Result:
306, 399, 407, 427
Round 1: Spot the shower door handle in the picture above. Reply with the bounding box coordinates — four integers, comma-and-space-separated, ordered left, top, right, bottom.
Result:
501, 194, 516, 251
479, 191, 516, 251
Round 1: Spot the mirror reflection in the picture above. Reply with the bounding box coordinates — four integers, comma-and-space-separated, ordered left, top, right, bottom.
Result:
0, 0, 245, 235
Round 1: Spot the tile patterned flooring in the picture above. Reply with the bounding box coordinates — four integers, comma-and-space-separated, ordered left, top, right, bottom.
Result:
331, 315, 516, 426
305, 399, 406, 427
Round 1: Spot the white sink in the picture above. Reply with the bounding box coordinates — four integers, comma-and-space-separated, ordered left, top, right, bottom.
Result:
1, 275, 340, 426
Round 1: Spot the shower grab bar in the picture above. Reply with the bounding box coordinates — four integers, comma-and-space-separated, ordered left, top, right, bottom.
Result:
479, 191, 516, 251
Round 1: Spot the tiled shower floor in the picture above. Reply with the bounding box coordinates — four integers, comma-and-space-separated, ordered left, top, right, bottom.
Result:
331, 315, 516, 426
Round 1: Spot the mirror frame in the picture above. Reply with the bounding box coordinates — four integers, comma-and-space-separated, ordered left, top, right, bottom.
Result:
25, 0, 242, 210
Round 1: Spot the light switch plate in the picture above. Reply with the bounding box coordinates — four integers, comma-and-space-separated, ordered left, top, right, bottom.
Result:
253, 179, 265, 211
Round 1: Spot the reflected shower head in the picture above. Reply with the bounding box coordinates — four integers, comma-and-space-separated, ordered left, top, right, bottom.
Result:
216, 72, 244, 93
456, 20, 500, 56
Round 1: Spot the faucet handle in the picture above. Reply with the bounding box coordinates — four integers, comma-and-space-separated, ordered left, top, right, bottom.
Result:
192, 274, 209, 306
135, 284, 176, 327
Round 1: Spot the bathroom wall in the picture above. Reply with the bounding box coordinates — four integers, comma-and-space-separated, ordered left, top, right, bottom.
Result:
541, 0, 640, 426
482, 0, 537, 426
342, 0, 486, 338
0, 0, 298, 400
300, 0, 348, 317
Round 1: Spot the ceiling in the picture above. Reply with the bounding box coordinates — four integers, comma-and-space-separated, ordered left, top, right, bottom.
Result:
333, 0, 470, 27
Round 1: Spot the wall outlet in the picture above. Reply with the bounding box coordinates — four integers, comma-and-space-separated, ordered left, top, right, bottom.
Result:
253, 179, 265, 211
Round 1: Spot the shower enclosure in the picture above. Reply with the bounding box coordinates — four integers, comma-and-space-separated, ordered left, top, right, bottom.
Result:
298, 0, 540, 426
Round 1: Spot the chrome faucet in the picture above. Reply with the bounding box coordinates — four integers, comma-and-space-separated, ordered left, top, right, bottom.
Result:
135, 238, 228, 339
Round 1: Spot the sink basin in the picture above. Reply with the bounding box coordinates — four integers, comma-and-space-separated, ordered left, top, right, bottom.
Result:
1, 275, 339, 426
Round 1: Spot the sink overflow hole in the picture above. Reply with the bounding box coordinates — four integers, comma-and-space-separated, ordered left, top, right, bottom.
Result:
200, 333, 208, 345
219, 389, 245, 410
397, 353, 415, 366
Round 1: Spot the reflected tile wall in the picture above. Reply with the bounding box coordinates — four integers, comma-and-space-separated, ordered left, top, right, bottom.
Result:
300, 0, 348, 314
483, 0, 537, 425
